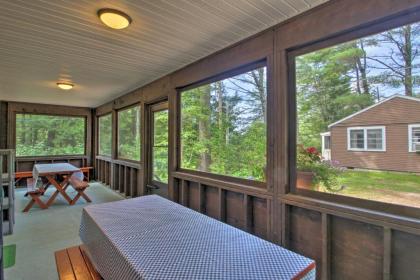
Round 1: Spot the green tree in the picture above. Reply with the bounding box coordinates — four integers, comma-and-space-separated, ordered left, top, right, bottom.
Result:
181, 67, 267, 181
296, 43, 374, 149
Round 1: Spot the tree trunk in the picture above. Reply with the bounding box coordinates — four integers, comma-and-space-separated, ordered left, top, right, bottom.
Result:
251, 68, 266, 122
215, 81, 224, 131
198, 85, 211, 172
403, 25, 413, 96
356, 40, 369, 95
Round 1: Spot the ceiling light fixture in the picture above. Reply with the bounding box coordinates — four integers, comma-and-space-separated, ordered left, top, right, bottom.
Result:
57, 82, 74, 90
97, 8, 132, 29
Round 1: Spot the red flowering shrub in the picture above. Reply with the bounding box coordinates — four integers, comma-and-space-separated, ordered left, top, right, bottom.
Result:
297, 144, 343, 192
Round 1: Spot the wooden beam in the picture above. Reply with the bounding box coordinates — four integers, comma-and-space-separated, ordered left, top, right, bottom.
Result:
383, 227, 392, 280
198, 183, 206, 213
181, 180, 189, 206
243, 194, 253, 233
218, 188, 226, 222
321, 213, 331, 280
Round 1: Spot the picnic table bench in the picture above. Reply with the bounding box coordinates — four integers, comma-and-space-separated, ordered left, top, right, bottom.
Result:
55, 245, 101, 280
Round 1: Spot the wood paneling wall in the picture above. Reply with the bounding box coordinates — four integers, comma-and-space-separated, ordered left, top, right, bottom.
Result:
94, 1, 420, 278
92, 1, 420, 278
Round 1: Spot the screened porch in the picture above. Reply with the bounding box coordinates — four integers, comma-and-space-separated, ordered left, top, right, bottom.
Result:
1, 1, 420, 280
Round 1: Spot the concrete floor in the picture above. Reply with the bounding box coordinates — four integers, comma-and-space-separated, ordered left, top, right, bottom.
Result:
4, 182, 123, 280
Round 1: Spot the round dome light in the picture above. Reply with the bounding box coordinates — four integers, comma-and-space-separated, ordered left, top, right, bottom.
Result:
57, 82, 74, 90
98, 8, 132, 30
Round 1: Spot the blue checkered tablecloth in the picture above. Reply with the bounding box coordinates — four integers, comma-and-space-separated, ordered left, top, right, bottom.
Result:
80, 195, 315, 280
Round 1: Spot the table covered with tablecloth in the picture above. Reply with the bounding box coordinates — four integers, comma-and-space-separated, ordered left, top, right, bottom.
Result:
80, 195, 315, 280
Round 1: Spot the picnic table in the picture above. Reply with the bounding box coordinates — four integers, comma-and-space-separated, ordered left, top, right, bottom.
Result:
33, 163, 80, 206
23, 163, 91, 212
80, 195, 316, 280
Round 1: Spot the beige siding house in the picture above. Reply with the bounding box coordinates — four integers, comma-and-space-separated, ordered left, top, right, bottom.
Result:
322, 95, 420, 173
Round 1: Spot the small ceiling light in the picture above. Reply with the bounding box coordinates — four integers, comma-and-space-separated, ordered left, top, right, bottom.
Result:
98, 8, 132, 29
57, 82, 74, 90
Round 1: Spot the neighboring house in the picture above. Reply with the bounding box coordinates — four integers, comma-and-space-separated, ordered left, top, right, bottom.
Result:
321, 95, 420, 173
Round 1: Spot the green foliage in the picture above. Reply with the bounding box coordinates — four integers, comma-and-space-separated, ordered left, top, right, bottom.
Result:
16, 114, 85, 157
181, 67, 267, 181
98, 114, 112, 156
152, 110, 169, 183
296, 44, 374, 150
297, 145, 342, 191
118, 106, 140, 161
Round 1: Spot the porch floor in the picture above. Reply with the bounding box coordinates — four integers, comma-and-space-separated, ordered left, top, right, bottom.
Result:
4, 182, 124, 280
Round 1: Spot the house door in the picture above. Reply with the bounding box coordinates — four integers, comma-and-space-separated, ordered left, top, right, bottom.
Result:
146, 101, 169, 197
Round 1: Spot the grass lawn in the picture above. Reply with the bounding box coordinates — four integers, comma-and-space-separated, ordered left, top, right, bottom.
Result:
329, 170, 420, 207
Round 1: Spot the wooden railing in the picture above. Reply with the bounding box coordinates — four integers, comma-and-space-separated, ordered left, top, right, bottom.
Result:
96, 156, 141, 198
172, 171, 272, 240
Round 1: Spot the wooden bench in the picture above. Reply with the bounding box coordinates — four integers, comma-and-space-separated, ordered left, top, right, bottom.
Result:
55, 245, 102, 280
23, 178, 47, 212
14, 171, 33, 184
69, 177, 92, 205
79, 167, 93, 181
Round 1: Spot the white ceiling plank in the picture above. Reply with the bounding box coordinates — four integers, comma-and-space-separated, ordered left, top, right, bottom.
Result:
0, 0, 327, 107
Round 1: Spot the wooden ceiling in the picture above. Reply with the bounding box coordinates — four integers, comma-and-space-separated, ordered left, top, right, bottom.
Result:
0, 0, 327, 107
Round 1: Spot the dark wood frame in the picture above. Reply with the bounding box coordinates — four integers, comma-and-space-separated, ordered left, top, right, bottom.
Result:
116, 103, 142, 163
145, 100, 169, 192
175, 60, 269, 189
97, 113, 112, 158
287, 7, 420, 220
6, 102, 93, 170
13, 112, 87, 158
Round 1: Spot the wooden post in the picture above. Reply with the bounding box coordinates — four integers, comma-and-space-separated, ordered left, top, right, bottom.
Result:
243, 194, 253, 233
321, 213, 331, 280
198, 183, 206, 213
218, 188, 226, 222
383, 227, 392, 280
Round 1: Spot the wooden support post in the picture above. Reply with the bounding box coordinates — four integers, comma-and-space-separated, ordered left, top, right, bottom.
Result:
118, 165, 124, 193
383, 227, 392, 280
97, 160, 101, 182
218, 188, 226, 222
124, 166, 129, 197
181, 180, 189, 206
198, 183, 206, 213
243, 194, 253, 233
280, 203, 289, 248
130, 168, 136, 197
110, 163, 115, 190
321, 213, 331, 280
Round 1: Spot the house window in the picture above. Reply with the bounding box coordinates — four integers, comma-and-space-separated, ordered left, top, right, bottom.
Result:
349, 129, 364, 150
409, 124, 420, 152
15, 114, 86, 157
347, 127, 385, 151
180, 64, 267, 182
98, 114, 112, 157
118, 105, 141, 161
